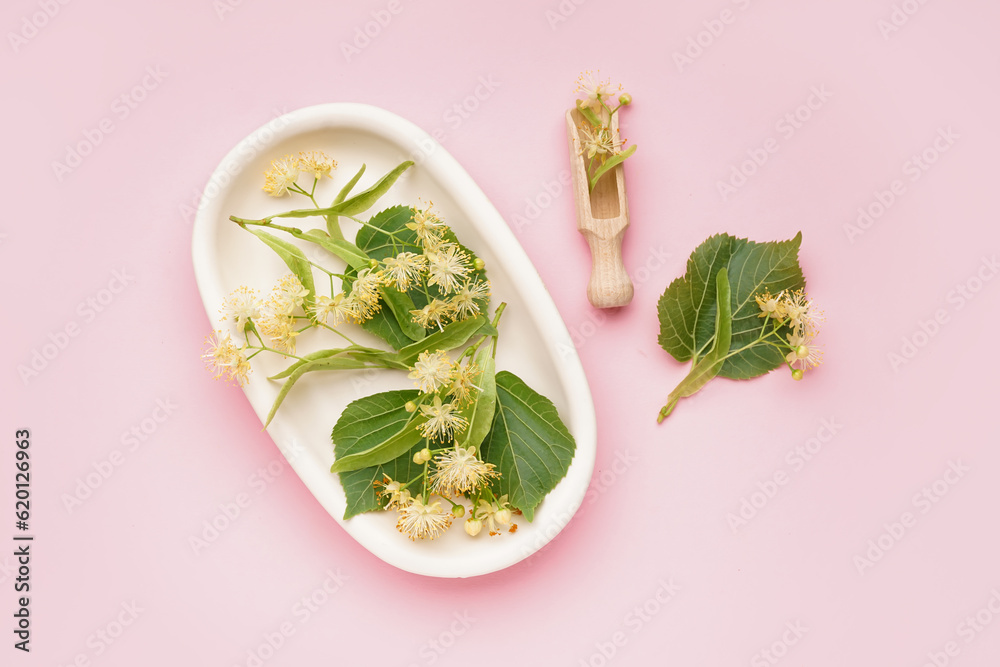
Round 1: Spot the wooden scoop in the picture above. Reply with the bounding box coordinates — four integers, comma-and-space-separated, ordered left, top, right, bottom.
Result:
566, 107, 634, 309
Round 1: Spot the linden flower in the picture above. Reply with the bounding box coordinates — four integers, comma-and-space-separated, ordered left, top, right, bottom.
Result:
409, 350, 455, 394
341, 292, 375, 322
382, 252, 427, 291
755, 291, 787, 320
419, 396, 469, 441
450, 280, 490, 320
431, 446, 498, 496
313, 293, 355, 326
464, 517, 483, 537
298, 150, 337, 179
220, 286, 261, 331
262, 155, 300, 197
396, 496, 452, 540
375, 477, 412, 510
258, 313, 300, 354
270, 274, 309, 316
786, 328, 824, 371
411, 298, 454, 330
351, 268, 383, 303
448, 361, 481, 405
406, 204, 447, 248
575, 70, 612, 107
422, 234, 458, 255
346, 269, 383, 321
782, 289, 824, 335
476, 495, 514, 536
578, 123, 617, 161
426, 245, 471, 294
203, 331, 251, 386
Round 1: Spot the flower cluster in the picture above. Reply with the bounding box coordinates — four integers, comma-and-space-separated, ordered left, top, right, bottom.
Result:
263, 151, 337, 197
202, 331, 252, 387
755, 288, 825, 380
407, 349, 481, 443
403, 204, 492, 331
377, 441, 514, 541
205, 150, 522, 544
573, 71, 634, 191
370, 342, 515, 541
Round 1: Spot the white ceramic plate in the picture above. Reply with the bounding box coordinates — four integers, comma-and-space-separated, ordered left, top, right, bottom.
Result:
192, 103, 596, 577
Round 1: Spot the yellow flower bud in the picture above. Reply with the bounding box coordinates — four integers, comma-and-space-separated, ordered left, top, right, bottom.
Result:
464, 518, 483, 536
791, 369, 804, 381
618, 93, 632, 106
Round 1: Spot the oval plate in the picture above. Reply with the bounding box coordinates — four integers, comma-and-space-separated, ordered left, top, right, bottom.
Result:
192, 103, 596, 577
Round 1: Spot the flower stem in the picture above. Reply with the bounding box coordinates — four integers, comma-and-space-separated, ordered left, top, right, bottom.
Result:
491, 301, 507, 327
315, 321, 359, 346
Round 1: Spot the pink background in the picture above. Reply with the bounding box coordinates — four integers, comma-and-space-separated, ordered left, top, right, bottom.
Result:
4, 0, 1000, 664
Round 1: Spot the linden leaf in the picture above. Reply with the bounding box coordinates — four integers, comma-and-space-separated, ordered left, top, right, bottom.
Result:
656, 232, 804, 381
332, 390, 425, 519
479, 371, 576, 522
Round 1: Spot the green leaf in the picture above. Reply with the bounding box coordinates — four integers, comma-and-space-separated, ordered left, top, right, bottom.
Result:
479, 371, 576, 522
589, 144, 636, 191
457, 347, 497, 451
327, 163, 367, 238
394, 316, 489, 366
719, 233, 804, 379
355, 205, 422, 259
353, 307, 414, 351
658, 269, 732, 422
656, 232, 804, 380
300, 229, 370, 271
331, 412, 428, 474
246, 229, 316, 312
274, 161, 413, 220
331, 390, 425, 519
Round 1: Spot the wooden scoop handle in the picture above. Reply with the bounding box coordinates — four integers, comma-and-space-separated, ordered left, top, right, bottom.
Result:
581, 227, 634, 308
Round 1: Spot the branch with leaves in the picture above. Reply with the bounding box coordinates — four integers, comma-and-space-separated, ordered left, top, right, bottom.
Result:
656, 233, 824, 421
573, 71, 636, 191
203, 151, 576, 540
